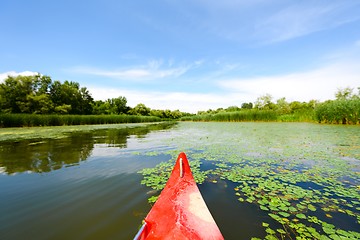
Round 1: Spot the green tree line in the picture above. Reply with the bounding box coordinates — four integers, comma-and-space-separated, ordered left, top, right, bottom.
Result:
0, 74, 190, 119
0, 74, 93, 114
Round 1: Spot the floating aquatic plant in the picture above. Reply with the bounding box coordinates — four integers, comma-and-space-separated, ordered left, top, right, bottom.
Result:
138, 122, 360, 239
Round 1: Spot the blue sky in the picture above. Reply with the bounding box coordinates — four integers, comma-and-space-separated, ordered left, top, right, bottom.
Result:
1, 0, 360, 112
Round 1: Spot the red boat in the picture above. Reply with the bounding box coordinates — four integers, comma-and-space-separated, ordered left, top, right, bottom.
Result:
134, 152, 224, 240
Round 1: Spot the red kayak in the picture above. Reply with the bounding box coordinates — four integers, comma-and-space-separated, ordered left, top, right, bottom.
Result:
134, 152, 224, 240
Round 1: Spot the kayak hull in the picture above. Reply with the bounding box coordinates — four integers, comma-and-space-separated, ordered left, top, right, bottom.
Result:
136, 152, 224, 240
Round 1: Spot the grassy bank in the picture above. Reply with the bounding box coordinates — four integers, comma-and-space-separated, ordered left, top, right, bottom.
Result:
0, 114, 162, 128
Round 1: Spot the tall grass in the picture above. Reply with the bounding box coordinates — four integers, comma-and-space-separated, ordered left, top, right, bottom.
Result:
278, 109, 315, 122
0, 114, 162, 128
181, 109, 318, 123
181, 109, 279, 122
315, 99, 360, 124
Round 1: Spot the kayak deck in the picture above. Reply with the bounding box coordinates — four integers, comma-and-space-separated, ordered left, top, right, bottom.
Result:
135, 152, 224, 240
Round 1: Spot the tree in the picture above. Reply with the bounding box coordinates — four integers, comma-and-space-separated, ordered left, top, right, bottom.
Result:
0, 75, 40, 113
61, 81, 81, 114
29, 75, 54, 113
92, 96, 128, 115
225, 106, 241, 112
92, 100, 106, 115
110, 96, 127, 114
289, 101, 301, 113
307, 100, 319, 109
171, 110, 183, 119
335, 87, 353, 100
241, 102, 253, 109
34, 75, 52, 95
49, 80, 73, 114
130, 103, 150, 116
255, 94, 275, 110
78, 87, 94, 114
150, 109, 165, 118
26, 94, 54, 114
50, 80, 93, 114
276, 97, 291, 114
0, 74, 95, 115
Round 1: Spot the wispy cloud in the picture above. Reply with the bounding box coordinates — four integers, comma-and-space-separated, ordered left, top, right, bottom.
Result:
255, 1, 360, 44
70, 60, 193, 81
175, 0, 360, 44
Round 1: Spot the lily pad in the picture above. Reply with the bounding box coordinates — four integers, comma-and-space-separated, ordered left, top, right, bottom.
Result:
296, 213, 307, 219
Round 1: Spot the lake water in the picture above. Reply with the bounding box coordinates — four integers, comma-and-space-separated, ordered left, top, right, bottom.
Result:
1, 122, 359, 239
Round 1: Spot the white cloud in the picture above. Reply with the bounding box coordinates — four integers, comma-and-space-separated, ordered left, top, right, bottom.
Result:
75, 67, 151, 79
218, 62, 360, 102
0, 71, 38, 82
70, 60, 192, 81
87, 44, 360, 113
88, 86, 241, 113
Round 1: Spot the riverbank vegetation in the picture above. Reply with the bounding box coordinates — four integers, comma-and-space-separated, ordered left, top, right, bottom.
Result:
182, 88, 360, 125
0, 74, 190, 127
315, 88, 360, 124
1, 74, 359, 126
0, 114, 161, 128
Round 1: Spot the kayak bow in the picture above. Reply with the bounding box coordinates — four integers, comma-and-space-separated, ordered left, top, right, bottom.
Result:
134, 152, 224, 240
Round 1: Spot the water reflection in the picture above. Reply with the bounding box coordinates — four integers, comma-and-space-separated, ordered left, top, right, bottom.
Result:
0, 123, 176, 174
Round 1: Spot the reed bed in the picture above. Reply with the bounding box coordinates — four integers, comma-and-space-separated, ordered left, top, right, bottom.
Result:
315, 99, 360, 124
181, 109, 319, 123
181, 110, 279, 122
0, 114, 161, 127
278, 109, 315, 122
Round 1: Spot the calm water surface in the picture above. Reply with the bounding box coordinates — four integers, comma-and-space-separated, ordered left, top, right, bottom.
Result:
1, 122, 359, 239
